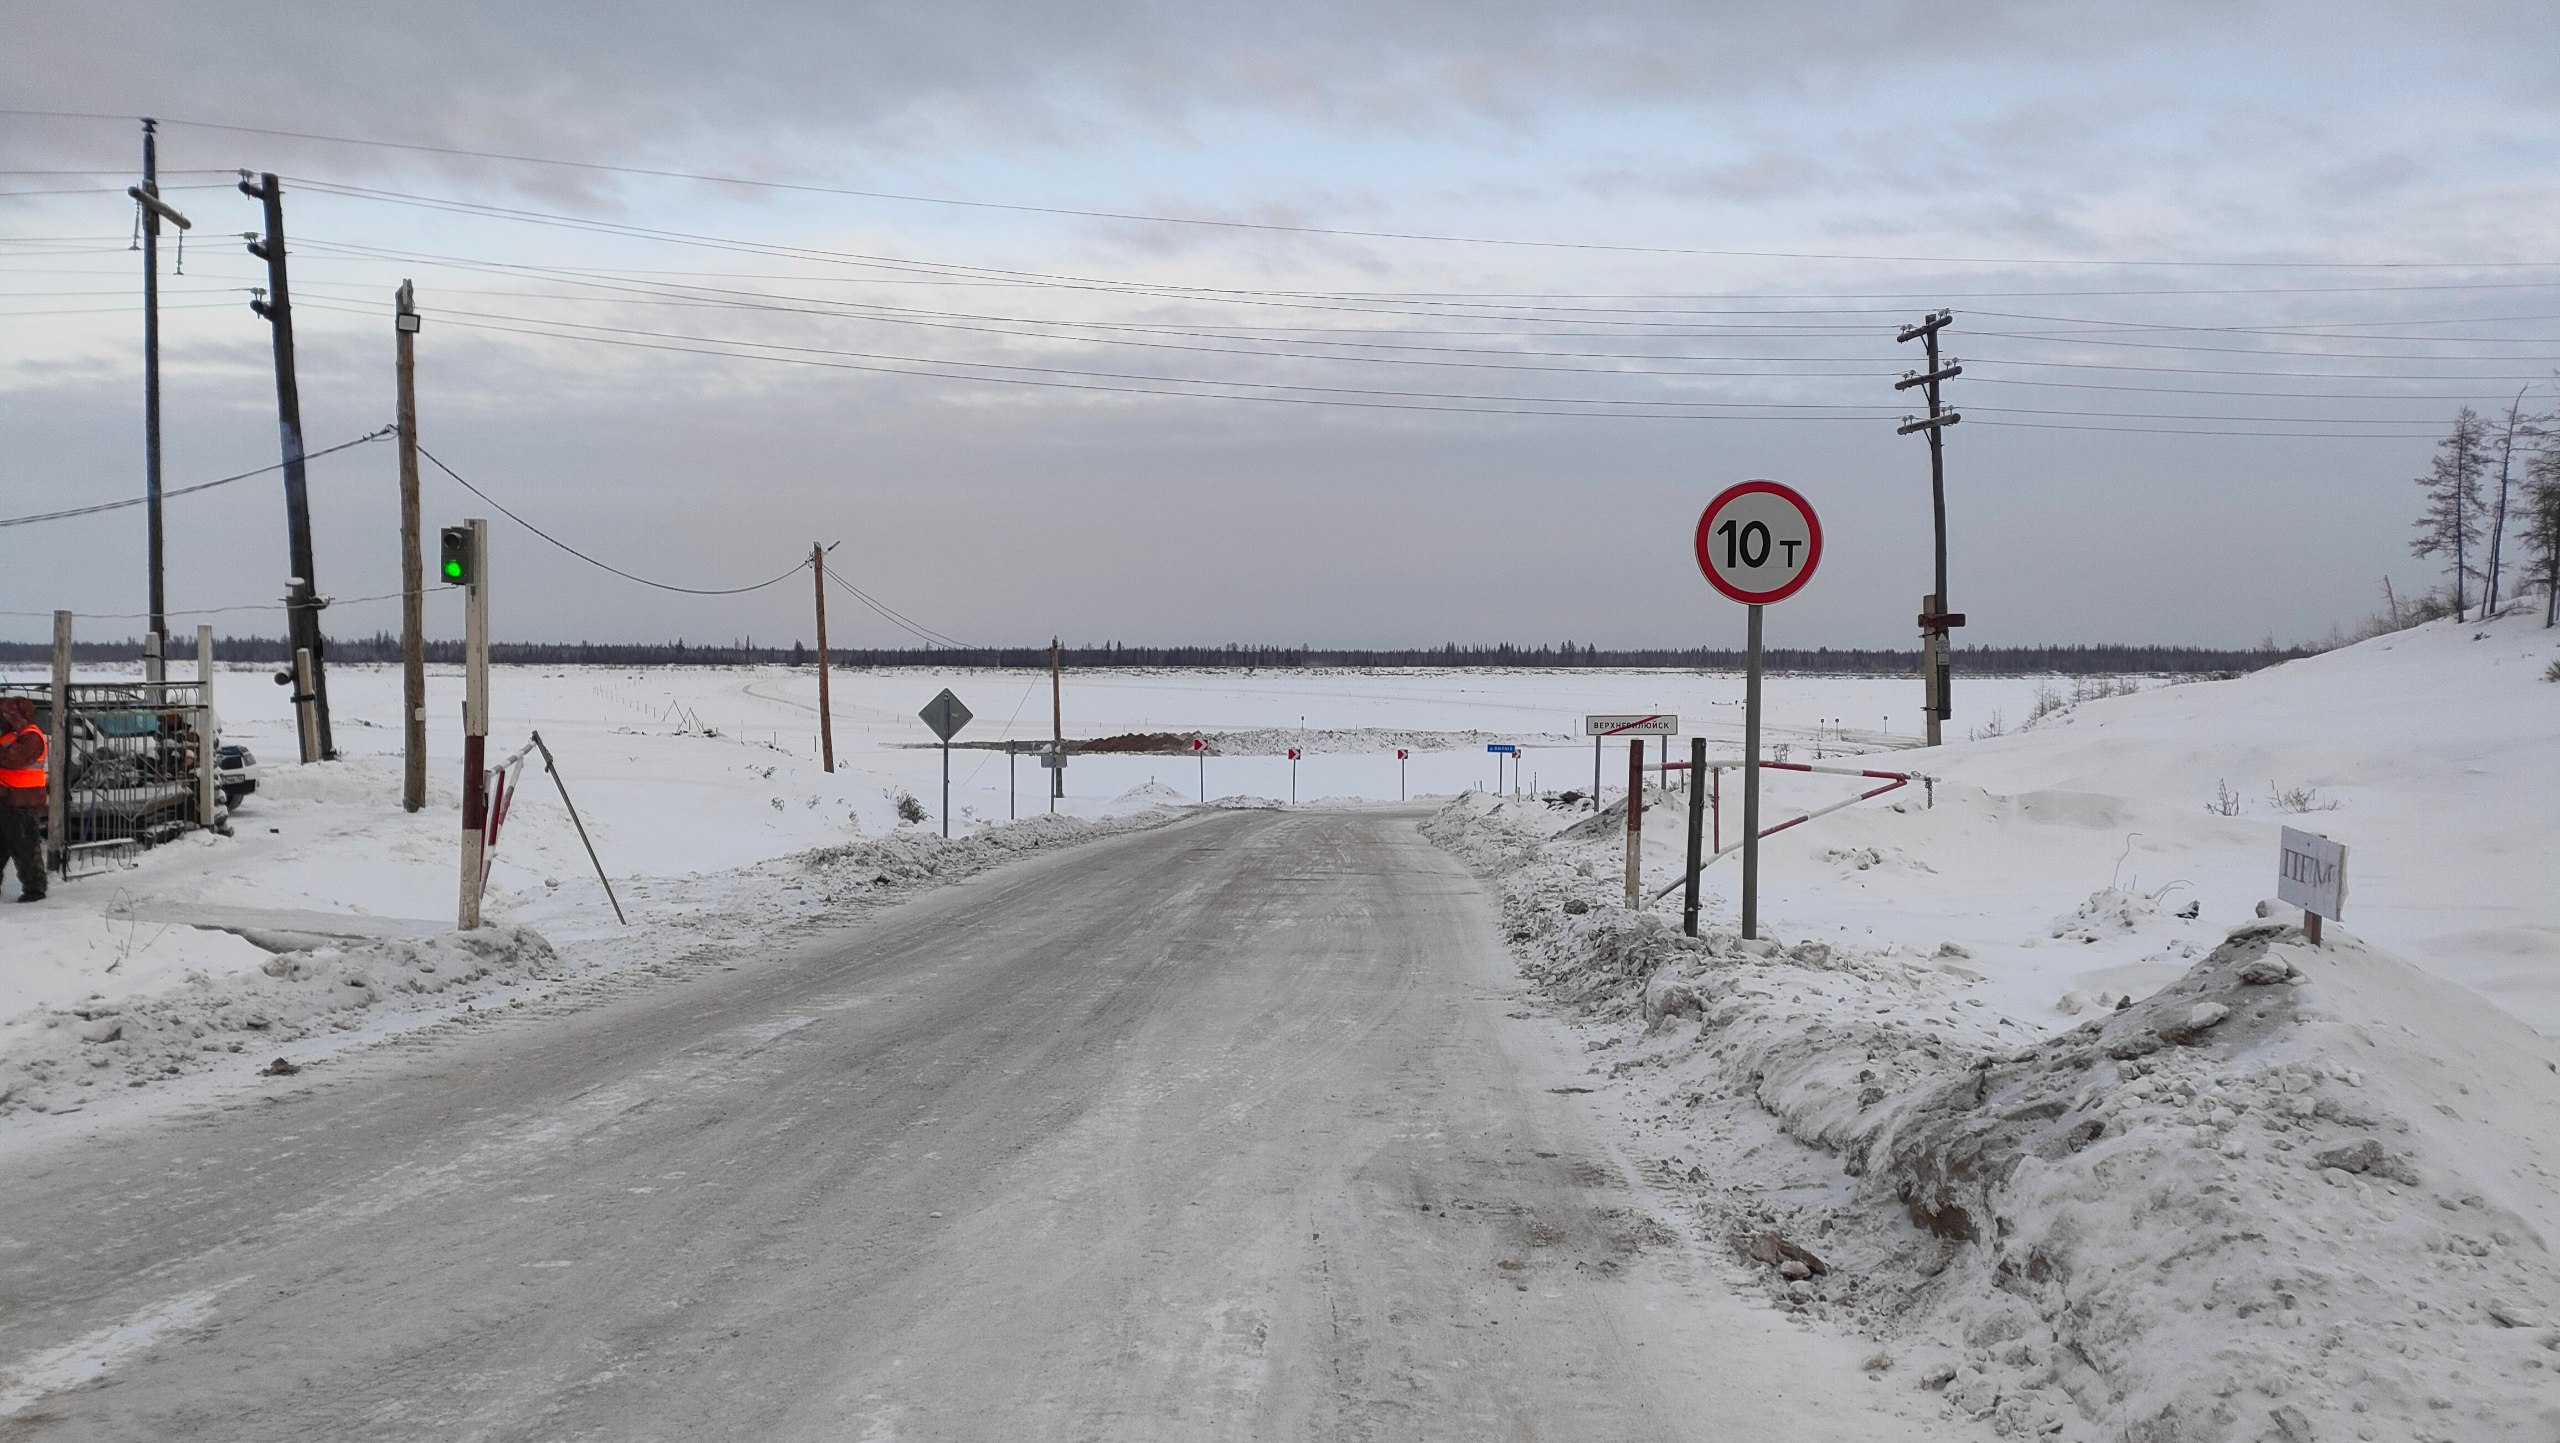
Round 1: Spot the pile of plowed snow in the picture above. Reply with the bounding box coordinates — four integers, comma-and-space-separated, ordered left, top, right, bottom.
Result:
1423, 614, 2560, 1441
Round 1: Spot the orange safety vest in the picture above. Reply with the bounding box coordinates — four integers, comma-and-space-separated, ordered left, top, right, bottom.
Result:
0, 725, 46, 790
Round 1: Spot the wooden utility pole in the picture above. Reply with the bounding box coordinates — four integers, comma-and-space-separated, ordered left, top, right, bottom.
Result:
396, 281, 426, 811
128, 119, 189, 663
1049, 637, 1063, 805
241, 172, 335, 760
811, 543, 835, 771
458, 518, 490, 929
1896, 310, 1962, 748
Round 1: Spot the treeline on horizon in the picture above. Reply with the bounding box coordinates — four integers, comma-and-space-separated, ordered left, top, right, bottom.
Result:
2, 634, 2312, 676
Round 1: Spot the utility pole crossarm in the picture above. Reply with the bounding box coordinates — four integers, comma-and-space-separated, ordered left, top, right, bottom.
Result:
1895, 412, 1963, 435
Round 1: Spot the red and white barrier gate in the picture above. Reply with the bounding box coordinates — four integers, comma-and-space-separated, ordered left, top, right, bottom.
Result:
1651, 758, 1918, 904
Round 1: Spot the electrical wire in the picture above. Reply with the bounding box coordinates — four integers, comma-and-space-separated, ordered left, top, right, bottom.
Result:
414, 443, 814, 596
0, 428, 394, 529
824, 569, 978, 649
3, 108, 2548, 269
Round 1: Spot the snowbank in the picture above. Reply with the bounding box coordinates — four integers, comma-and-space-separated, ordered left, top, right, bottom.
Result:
1427, 786, 2560, 1441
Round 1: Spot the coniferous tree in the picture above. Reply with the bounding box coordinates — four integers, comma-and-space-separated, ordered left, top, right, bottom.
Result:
2413, 407, 2491, 617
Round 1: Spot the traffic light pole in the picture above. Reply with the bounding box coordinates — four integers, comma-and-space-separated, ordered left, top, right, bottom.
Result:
457, 518, 490, 929
242, 172, 335, 761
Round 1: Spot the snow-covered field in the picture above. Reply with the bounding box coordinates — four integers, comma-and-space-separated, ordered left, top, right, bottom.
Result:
1421, 610, 2560, 1441
0, 655, 2061, 1034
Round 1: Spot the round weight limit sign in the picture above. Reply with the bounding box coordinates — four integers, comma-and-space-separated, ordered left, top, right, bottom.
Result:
1695, 480, 1822, 605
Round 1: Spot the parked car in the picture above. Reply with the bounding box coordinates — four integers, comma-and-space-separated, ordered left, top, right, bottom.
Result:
218, 744, 258, 810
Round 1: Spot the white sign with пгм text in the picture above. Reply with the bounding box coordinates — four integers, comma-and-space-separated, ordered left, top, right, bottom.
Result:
2277, 826, 2347, 919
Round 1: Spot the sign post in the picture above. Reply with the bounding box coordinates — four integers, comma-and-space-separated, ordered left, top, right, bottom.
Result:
1193, 737, 1207, 801
2277, 826, 2347, 946
1694, 480, 1823, 941
919, 689, 973, 837
1488, 742, 1518, 796
1583, 714, 1676, 812
1287, 747, 1300, 804
1396, 747, 1408, 800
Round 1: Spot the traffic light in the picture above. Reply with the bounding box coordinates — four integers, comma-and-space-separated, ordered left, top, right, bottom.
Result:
439, 526, 475, 586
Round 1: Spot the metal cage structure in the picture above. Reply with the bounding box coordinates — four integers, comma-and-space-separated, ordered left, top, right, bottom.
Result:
50, 679, 220, 876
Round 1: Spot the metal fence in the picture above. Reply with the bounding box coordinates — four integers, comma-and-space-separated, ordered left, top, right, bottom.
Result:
1, 676, 221, 880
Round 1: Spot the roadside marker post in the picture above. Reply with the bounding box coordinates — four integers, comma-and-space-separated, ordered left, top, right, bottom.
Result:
1397, 748, 1408, 800
919, 689, 973, 837
1287, 747, 1300, 804
1683, 736, 1707, 936
448, 518, 490, 930
2277, 826, 2347, 946
1694, 480, 1823, 941
1193, 737, 1207, 801
1624, 739, 1644, 906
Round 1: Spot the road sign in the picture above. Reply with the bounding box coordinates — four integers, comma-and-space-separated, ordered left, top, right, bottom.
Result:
918, 689, 972, 741
1395, 748, 1408, 760
1695, 480, 1822, 606
1486, 743, 1518, 754
1191, 738, 1206, 752
1585, 714, 1677, 736
1286, 748, 1300, 760
2278, 827, 2347, 942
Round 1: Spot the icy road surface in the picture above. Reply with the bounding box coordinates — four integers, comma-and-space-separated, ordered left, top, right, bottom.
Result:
0, 809, 1964, 1442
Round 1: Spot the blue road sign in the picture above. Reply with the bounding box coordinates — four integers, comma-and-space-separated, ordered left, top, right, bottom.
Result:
1487, 743, 1518, 753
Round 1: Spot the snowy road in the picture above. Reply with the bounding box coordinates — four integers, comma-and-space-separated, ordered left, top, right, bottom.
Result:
0, 810, 1962, 1441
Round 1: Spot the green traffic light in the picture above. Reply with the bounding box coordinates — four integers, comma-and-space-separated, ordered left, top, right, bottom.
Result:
442, 558, 463, 580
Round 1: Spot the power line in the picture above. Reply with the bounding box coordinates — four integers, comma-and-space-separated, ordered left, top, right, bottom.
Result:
3, 108, 2549, 270
825, 569, 977, 650
0, 427, 393, 529
414, 443, 813, 595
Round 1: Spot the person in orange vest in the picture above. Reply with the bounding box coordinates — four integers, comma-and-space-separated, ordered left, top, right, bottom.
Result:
0, 695, 48, 902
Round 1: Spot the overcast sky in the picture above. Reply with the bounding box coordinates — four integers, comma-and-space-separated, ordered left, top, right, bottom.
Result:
5, 1, 2557, 652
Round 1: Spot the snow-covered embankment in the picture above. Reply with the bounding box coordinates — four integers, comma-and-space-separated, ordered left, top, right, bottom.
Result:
1426, 789, 2560, 1442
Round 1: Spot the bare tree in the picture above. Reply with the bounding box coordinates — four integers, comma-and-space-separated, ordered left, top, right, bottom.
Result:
2523, 406, 2560, 628
2482, 390, 2539, 615
2413, 407, 2491, 618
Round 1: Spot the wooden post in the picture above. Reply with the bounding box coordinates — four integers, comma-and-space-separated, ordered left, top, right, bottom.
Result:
811, 543, 834, 772
291, 648, 319, 764
1624, 737, 1644, 907
143, 630, 163, 707
195, 625, 217, 827
1592, 734, 1602, 811
1683, 736, 1706, 937
458, 517, 490, 929
47, 611, 70, 877
1742, 603, 1764, 941
241, 173, 335, 760
1049, 637, 1063, 806
396, 281, 426, 811
2304, 911, 2323, 946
